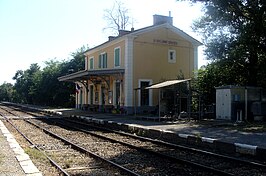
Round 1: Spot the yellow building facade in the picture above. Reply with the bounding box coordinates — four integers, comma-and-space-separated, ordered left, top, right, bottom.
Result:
58, 15, 202, 114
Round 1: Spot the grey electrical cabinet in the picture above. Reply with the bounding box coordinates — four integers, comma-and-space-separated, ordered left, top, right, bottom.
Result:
216, 86, 264, 121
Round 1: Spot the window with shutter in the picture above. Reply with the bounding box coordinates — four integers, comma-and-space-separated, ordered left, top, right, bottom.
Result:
114, 47, 120, 67
89, 57, 94, 69
98, 53, 107, 68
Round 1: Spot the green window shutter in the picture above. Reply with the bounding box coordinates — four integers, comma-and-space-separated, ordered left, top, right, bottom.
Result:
98, 55, 101, 68
115, 48, 120, 67
90, 58, 93, 69
104, 53, 107, 68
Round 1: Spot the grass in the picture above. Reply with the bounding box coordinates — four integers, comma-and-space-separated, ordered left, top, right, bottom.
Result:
220, 122, 266, 133
238, 123, 266, 133
195, 133, 202, 138
193, 119, 266, 133
64, 158, 73, 169
24, 147, 48, 162
0, 136, 4, 164
0, 153, 3, 164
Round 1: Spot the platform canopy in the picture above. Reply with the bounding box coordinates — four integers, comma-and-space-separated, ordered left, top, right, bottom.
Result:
145, 79, 191, 89
58, 68, 125, 82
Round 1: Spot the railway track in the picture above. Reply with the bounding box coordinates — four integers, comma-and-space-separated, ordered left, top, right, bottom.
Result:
0, 111, 218, 175
1, 103, 266, 175
0, 106, 139, 176
1, 117, 138, 176
37, 117, 266, 176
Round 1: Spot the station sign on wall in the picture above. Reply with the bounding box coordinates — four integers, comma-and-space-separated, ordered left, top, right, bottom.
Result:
153, 39, 178, 46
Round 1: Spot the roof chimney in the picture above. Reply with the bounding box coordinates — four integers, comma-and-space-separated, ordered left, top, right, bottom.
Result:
108, 36, 116, 41
153, 14, 173, 25
118, 30, 131, 36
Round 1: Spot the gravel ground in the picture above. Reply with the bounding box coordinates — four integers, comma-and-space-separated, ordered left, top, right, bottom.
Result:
32, 119, 217, 175
0, 128, 25, 176
5, 119, 126, 176
3, 121, 61, 176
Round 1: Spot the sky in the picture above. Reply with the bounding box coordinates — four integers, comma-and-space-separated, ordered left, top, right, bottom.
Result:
0, 0, 206, 85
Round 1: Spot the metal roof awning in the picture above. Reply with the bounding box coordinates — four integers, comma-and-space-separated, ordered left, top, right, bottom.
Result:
58, 69, 125, 82
145, 79, 191, 89
134, 79, 192, 120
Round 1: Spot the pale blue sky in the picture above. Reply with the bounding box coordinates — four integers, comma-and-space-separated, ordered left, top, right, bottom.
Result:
0, 0, 205, 84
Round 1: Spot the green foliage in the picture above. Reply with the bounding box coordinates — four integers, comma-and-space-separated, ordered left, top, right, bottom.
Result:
191, 0, 266, 87
0, 45, 88, 107
25, 147, 48, 162
182, 0, 266, 104
12, 63, 41, 104
194, 59, 245, 104
0, 82, 14, 102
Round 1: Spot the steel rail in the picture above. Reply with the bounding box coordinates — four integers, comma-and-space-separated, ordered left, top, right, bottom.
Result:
0, 113, 70, 176
0, 105, 42, 118
1, 102, 236, 176
3, 104, 265, 174
3, 104, 265, 169
65, 117, 266, 168
47, 118, 234, 176
0, 106, 21, 117
24, 119, 141, 176
1, 107, 139, 175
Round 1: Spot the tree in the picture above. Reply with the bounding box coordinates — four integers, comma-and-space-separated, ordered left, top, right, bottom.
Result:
194, 59, 249, 104
4, 45, 88, 107
56, 45, 89, 107
103, 0, 131, 35
0, 82, 14, 102
69, 45, 88, 72
12, 63, 41, 104
189, 0, 266, 87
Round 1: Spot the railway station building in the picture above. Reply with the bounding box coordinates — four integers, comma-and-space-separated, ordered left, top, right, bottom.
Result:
58, 14, 202, 114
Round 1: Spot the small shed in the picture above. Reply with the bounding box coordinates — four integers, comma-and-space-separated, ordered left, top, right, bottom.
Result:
134, 79, 191, 121
216, 86, 265, 121
145, 79, 191, 120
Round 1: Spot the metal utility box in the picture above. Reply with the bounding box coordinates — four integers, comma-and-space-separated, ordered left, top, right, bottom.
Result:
216, 86, 264, 121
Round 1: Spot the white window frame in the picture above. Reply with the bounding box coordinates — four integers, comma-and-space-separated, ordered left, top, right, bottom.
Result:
99, 52, 107, 68
89, 57, 94, 69
168, 49, 176, 63
114, 47, 121, 67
